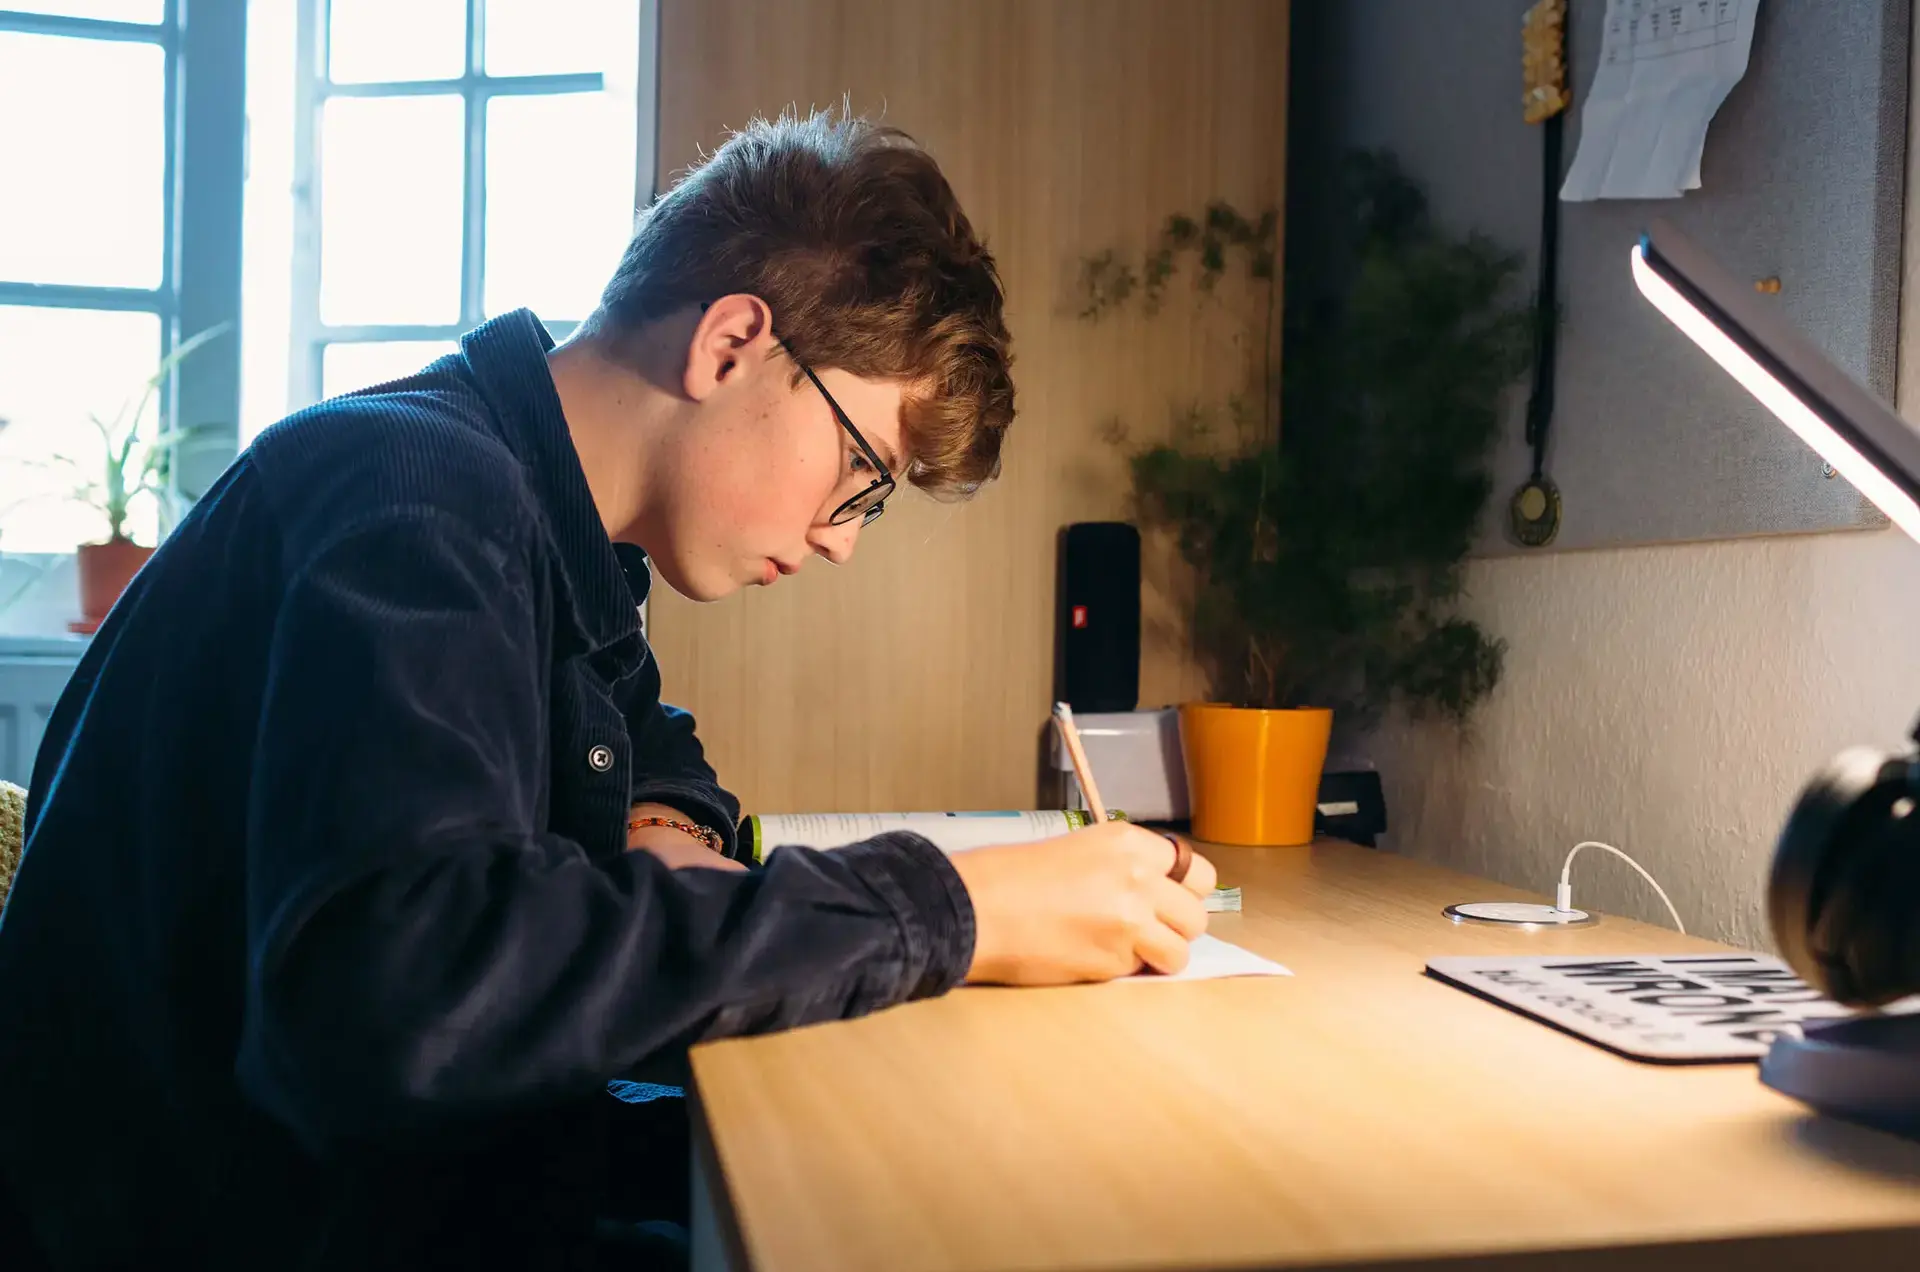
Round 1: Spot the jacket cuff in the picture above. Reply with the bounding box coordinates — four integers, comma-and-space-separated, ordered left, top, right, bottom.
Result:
834, 831, 977, 1000
629, 780, 742, 860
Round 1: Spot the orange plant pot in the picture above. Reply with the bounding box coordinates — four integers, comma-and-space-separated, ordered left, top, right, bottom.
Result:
74, 536, 153, 633
1178, 703, 1334, 846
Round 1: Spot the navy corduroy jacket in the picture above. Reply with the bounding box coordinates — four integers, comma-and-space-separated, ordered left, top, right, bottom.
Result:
0, 310, 974, 1267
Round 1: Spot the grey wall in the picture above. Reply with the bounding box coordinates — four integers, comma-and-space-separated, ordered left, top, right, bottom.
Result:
1291, 0, 1908, 555
1310, 0, 1920, 952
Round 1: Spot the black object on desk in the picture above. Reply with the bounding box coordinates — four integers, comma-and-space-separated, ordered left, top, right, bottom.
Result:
1315, 770, 1386, 848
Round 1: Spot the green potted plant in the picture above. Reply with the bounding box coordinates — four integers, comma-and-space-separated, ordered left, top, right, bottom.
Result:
1078, 153, 1532, 845
2, 325, 230, 633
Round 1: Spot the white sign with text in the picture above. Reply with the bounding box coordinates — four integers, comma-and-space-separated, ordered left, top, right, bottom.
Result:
1426, 953, 1920, 1062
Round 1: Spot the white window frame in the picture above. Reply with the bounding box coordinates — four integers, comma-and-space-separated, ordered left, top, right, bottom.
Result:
0, 0, 247, 511
285, 0, 659, 410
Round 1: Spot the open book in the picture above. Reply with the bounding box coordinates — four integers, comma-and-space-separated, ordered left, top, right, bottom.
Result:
738, 810, 1285, 983
739, 810, 1242, 912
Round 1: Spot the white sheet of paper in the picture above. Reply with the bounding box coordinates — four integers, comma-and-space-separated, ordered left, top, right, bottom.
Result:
1560, 0, 1761, 202
1116, 934, 1292, 983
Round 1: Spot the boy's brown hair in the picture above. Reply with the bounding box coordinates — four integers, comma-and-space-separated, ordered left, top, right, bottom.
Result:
593, 108, 1015, 497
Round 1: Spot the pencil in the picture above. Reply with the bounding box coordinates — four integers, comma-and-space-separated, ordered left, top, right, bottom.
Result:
1052, 702, 1108, 824
1053, 701, 1194, 885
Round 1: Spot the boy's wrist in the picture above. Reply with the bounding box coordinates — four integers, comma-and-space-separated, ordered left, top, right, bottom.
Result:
628, 802, 725, 855
629, 782, 742, 859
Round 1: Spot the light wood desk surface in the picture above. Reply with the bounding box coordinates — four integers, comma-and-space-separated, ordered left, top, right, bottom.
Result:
688, 840, 1920, 1271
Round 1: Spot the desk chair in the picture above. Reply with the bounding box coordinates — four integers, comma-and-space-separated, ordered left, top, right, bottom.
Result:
0, 781, 44, 1268
0, 781, 22, 912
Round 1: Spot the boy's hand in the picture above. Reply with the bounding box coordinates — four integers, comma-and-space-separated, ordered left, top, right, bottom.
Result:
948, 822, 1216, 984
626, 802, 748, 872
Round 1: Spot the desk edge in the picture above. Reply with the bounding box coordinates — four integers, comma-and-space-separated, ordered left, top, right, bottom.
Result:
689, 1075, 756, 1272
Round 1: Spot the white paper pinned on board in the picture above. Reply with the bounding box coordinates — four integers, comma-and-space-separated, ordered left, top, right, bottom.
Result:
1560, 0, 1761, 202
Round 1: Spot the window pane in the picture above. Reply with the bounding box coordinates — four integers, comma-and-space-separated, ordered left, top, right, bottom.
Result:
0, 307, 163, 553
321, 341, 458, 399
0, 34, 165, 289
327, 0, 466, 84
319, 94, 465, 326
2, 1, 163, 21
483, 92, 637, 322
484, 0, 639, 77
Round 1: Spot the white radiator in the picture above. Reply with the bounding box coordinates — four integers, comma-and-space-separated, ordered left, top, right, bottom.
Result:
0, 640, 84, 788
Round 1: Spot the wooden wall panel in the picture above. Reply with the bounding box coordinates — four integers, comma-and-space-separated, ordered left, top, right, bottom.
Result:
649, 0, 1290, 814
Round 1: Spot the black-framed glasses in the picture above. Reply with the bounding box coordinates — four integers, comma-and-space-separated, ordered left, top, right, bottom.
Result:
791, 357, 895, 527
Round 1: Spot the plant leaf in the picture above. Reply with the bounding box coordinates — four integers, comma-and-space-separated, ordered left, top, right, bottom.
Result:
145, 420, 229, 452
117, 323, 233, 465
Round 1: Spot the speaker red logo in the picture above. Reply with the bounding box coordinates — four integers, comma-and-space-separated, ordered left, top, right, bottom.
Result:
1071, 605, 1088, 629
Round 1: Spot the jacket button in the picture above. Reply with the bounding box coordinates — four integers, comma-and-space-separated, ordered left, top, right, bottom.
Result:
587, 745, 615, 772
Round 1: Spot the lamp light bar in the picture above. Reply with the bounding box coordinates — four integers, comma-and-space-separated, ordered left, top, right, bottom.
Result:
1632, 223, 1920, 546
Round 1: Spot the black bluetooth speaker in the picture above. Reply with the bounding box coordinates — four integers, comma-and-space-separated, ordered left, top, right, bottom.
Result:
1054, 522, 1140, 714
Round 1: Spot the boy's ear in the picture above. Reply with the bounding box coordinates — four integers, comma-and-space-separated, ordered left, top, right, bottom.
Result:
683, 293, 776, 402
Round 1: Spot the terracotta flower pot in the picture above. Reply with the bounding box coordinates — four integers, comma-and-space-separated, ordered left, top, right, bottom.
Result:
72, 536, 153, 633
1178, 703, 1334, 846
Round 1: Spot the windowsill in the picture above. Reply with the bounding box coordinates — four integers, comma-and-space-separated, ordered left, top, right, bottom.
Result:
0, 554, 89, 650
0, 632, 89, 657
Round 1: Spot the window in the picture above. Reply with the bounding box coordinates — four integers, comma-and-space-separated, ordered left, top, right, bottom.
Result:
0, 1, 243, 554
0, 1, 652, 553
241, 0, 654, 440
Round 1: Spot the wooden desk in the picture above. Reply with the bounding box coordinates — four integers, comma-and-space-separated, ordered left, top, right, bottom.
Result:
687, 841, 1920, 1271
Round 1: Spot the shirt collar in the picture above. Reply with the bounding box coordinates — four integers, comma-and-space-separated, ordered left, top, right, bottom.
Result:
457, 309, 648, 668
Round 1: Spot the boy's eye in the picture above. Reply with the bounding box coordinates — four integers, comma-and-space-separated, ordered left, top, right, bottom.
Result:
849, 449, 873, 474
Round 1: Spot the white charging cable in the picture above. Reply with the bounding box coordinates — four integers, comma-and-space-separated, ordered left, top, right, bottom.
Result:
1555, 840, 1686, 935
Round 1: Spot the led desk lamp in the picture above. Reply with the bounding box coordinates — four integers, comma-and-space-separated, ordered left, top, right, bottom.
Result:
1634, 220, 1920, 1139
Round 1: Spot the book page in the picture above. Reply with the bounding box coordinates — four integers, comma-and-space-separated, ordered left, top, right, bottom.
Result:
746, 810, 1094, 857
745, 810, 1242, 911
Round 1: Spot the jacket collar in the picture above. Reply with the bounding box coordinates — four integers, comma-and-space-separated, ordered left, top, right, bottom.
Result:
458, 310, 648, 671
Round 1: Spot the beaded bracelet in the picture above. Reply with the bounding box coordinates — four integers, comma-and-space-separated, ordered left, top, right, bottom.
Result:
628, 815, 725, 857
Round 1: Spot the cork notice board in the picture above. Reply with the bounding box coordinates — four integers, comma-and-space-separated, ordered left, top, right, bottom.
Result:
1292, 0, 1908, 555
